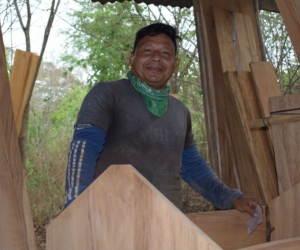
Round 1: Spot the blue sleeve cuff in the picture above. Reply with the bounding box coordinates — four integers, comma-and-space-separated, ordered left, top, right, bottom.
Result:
182, 145, 242, 209
64, 124, 106, 209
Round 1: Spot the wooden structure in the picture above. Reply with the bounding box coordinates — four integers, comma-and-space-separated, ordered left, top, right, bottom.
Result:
1, 0, 300, 249
46, 165, 300, 250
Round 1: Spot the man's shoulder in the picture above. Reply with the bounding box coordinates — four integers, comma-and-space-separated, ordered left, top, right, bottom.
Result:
93, 78, 130, 90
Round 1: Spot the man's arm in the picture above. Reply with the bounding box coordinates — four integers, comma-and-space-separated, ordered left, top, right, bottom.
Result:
181, 145, 258, 216
64, 124, 106, 208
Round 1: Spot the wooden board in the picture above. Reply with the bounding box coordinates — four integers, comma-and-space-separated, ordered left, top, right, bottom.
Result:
10, 49, 39, 137
46, 165, 222, 250
269, 183, 300, 241
224, 71, 278, 204
0, 28, 37, 249
186, 208, 266, 249
214, 8, 260, 72
193, 0, 262, 190
250, 61, 281, 118
276, 0, 300, 62
238, 237, 300, 250
269, 94, 300, 194
250, 61, 282, 156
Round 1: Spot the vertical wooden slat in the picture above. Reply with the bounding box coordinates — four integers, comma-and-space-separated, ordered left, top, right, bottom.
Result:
250, 61, 282, 155
269, 93, 300, 194
276, 0, 300, 62
192, 0, 263, 191
224, 71, 278, 204
10, 49, 39, 137
0, 27, 37, 250
213, 8, 260, 72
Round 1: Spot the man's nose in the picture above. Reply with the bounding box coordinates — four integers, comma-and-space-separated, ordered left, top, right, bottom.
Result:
150, 51, 161, 61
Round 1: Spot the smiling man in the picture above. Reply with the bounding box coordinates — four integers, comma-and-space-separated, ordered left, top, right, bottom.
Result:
64, 23, 259, 217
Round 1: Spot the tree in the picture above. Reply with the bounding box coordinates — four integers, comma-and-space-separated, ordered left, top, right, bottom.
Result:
1, 0, 61, 164
259, 10, 300, 94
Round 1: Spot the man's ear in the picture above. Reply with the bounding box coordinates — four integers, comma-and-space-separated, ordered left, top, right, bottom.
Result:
129, 52, 134, 65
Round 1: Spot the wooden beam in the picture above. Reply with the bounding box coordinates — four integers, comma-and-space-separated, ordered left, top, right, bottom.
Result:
250, 114, 300, 128
259, 0, 279, 12
269, 183, 300, 241
276, 0, 300, 62
0, 27, 37, 249
186, 208, 266, 249
47, 165, 222, 250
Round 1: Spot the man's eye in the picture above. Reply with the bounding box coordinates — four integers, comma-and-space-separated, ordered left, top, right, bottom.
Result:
144, 49, 151, 52
162, 51, 170, 55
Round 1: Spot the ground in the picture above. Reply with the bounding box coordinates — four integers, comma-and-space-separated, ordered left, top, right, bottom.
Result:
35, 185, 213, 250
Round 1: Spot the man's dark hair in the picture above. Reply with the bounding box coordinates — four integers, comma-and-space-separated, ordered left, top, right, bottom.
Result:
133, 23, 181, 54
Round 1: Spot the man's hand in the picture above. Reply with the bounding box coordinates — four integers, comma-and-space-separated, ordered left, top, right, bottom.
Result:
232, 196, 259, 217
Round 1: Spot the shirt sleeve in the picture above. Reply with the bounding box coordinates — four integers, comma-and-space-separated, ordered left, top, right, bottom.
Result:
64, 124, 106, 209
181, 145, 242, 209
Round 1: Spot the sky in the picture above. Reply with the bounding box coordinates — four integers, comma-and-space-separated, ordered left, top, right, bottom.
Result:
1, 1, 74, 64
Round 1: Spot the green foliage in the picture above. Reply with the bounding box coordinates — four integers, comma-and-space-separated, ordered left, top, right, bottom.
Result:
259, 11, 300, 94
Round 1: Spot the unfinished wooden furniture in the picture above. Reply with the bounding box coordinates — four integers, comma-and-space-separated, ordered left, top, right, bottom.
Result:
47, 164, 300, 250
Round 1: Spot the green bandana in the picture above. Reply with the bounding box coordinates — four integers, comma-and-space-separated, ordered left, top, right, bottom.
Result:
127, 71, 170, 117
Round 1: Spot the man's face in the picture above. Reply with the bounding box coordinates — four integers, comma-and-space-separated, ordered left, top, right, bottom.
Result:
129, 34, 179, 90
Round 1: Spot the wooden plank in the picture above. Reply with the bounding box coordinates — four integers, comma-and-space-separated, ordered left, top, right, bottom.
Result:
269, 183, 300, 241
46, 165, 222, 250
250, 61, 281, 155
238, 237, 300, 249
269, 94, 300, 194
259, 0, 279, 13
213, 8, 260, 72
224, 80, 263, 203
10, 49, 39, 137
224, 71, 278, 204
276, 0, 300, 62
193, 0, 262, 191
0, 28, 37, 249
250, 62, 281, 118
250, 114, 300, 128
186, 208, 266, 250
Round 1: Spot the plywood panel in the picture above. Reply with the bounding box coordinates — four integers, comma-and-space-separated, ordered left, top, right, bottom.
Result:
187, 208, 266, 249
238, 237, 300, 250
10, 49, 39, 137
0, 28, 37, 249
269, 94, 300, 194
224, 71, 278, 204
46, 165, 222, 250
214, 8, 260, 72
269, 183, 300, 241
276, 0, 300, 62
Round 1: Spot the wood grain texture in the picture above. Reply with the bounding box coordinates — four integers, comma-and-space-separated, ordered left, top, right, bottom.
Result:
269, 183, 300, 241
10, 49, 39, 137
186, 208, 266, 250
269, 94, 300, 194
214, 8, 260, 72
46, 165, 222, 250
250, 61, 281, 118
276, 0, 300, 62
238, 237, 300, 249
193, 0, 262, 191
224, 71, 278, 204
0, 29, 37, 249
